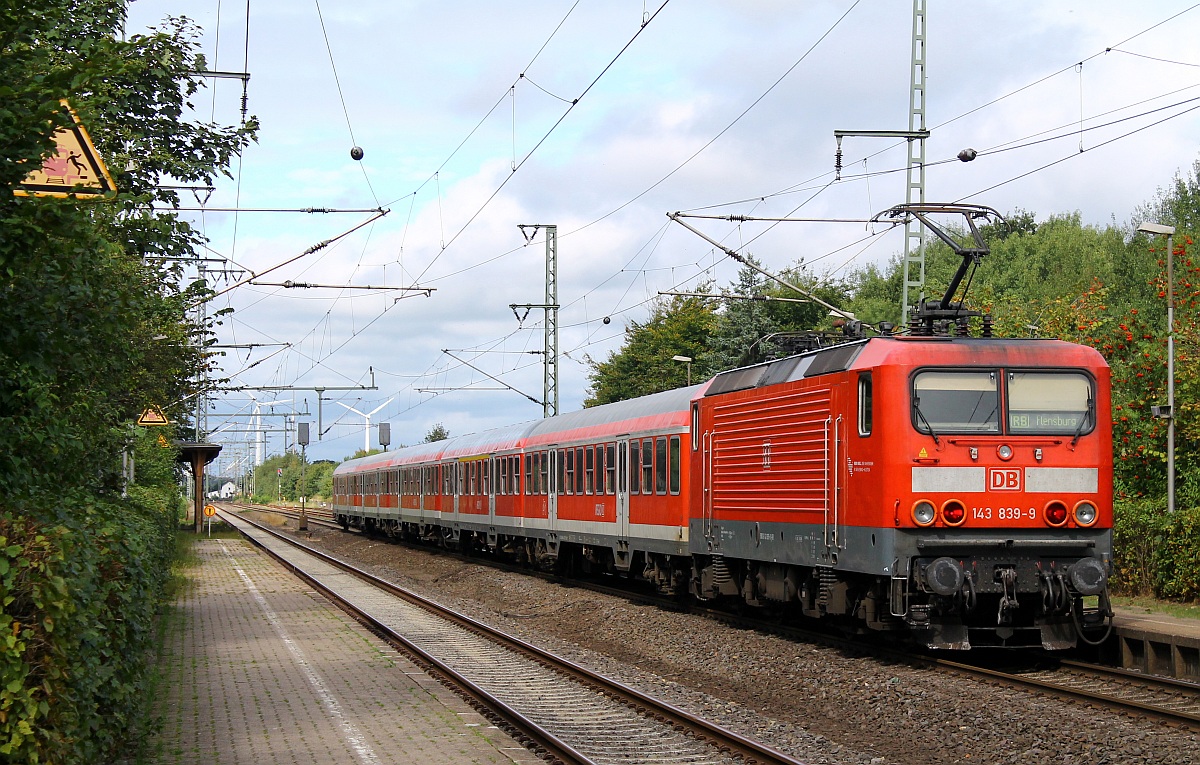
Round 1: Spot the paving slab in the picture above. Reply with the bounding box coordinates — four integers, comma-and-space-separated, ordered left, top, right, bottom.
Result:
148, 537, 540, 765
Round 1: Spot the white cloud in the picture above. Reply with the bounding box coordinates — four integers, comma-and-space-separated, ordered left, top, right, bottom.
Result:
124, 0, 1200, 465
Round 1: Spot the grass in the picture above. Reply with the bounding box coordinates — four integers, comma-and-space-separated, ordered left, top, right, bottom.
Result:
1110, 594, 1200, 621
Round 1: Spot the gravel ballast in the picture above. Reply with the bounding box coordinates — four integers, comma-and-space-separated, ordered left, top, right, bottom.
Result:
271, 520, 1197, 765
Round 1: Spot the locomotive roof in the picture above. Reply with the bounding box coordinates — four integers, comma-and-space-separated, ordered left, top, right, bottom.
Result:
704, 335, 1107, 398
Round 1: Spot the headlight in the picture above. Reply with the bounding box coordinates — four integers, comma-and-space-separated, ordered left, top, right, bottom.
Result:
1073, 501, 1098, 527
996, 444, 1013, 461
912, 500, 936, 526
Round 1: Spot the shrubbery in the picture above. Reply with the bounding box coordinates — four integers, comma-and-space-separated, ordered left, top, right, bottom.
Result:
1111, 499, 1200, 600
0, 487, 178, 764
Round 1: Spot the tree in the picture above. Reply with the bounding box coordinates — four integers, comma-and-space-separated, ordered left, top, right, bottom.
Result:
424, 423, 450, 442
0, 3, 256, 501
0, 4, 257, 761
702, 256, 781, 371
584, 294, 716, 406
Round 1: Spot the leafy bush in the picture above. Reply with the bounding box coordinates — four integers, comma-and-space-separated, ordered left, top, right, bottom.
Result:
1152, 505, 1200, 599
0, 488, 176, 764
1110, 498, 1162, 596
1112, 498, 1200, 601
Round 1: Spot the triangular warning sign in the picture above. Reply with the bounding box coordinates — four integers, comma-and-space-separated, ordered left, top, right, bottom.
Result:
138, 407, 170, 427
15, 100, 117, 199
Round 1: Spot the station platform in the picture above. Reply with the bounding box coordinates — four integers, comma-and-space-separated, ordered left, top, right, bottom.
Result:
148, 536, 539, 765
1110, 607, 1200, 680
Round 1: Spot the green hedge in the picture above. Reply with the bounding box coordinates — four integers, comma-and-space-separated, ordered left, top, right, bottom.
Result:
0, 487, 177, 764
1111, 499, 1200, 600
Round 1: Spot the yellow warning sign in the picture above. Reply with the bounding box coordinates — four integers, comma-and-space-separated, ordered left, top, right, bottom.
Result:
15, 100, 117, 198
918, 447, 929, 459
138, 407, 170, 426
204, 504, 217, 517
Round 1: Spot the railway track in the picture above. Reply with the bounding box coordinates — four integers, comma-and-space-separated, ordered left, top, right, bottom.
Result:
226, 502, 1200, 732
217, 507, 809, 765
939, 655, 1200, 729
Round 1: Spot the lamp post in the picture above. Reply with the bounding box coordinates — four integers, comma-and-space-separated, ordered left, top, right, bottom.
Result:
1137, 221, 1176, 514
672, 355, 693, 386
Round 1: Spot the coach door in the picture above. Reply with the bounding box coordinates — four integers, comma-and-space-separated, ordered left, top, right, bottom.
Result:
616, 438, 630, 539
547, 447, 559, 527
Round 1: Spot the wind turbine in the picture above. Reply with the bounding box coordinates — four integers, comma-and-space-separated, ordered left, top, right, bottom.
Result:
335, 397, 395, 452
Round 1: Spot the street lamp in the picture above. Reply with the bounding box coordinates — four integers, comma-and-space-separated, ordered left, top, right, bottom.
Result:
672, 355, 693, 386
1137, 221, 1176, 514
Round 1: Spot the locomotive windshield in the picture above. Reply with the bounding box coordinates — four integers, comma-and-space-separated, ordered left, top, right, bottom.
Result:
911, 369, 1094, 436
1007, 371, 1092, 434
912, 371, 1000, 433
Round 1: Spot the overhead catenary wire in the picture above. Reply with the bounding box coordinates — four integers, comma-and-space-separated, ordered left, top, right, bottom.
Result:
196, 3, 1200, 456
313, 0, 380, 205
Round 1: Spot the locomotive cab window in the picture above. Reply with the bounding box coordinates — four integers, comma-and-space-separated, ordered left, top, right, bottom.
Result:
1008, 371, 1094, 435
857, 373, 872, 437
912, 371, 1000, 434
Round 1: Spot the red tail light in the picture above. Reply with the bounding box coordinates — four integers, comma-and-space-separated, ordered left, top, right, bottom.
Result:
942, 500, 966, 526
1045, 501, 1068, 526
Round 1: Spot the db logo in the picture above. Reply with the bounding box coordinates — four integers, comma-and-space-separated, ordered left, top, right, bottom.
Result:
989, 468, 1022, 491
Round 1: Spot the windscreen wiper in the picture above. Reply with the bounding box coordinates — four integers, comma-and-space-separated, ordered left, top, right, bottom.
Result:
1070, 399, 1093, 448
913, 397, 942, 446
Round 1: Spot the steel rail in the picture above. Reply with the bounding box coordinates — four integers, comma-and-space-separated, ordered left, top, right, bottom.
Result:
931, 656, 1200, 730
220, 507, 809, 765
231, 503, 1200, 731
219, 508, 592, 765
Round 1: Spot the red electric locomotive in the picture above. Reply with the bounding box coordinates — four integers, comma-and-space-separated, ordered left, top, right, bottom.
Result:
332, 204, 1114, 649
687, 332, 1111, 649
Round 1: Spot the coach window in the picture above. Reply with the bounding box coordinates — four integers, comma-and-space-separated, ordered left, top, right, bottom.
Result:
538, 451, 549, 495
858, 373, 873, 437
605, 443, 616, 495
629, 440, 641, 494
585, 446, 595, 494
557, 450, 566, 495
574, 447, 585, 494
669, 435, 681, 494
564, 449, 574, 495
642, 438, 653, 492
583, 446, 593, 494
655, 436, 668, 495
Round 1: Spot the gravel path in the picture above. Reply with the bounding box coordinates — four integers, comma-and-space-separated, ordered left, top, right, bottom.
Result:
275, 520, 1197, 765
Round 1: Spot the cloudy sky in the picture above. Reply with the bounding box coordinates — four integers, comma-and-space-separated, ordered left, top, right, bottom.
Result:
123, 1, 1200, 469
